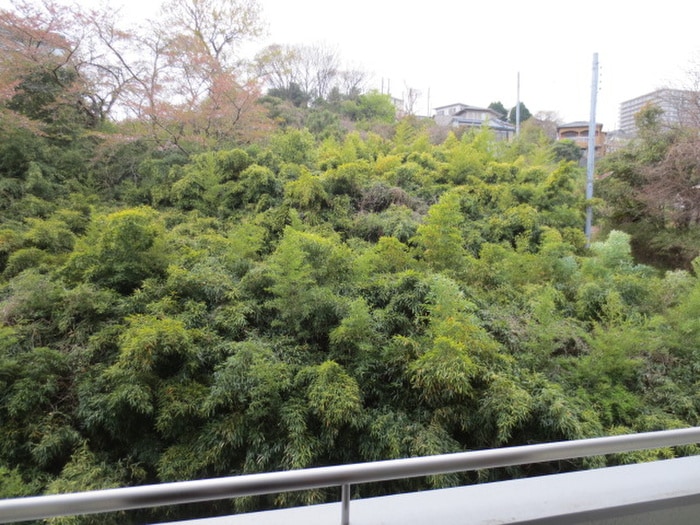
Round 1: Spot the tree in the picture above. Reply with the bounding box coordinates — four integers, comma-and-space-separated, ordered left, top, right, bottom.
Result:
84, 0, 271, 151
255, 44, 299, 94
0, 0, 271, 152
509, 102, 532, 124
552, 139, 583, 163
306, 108, 343, 139
142, 0, 267, 148
284, 172, 329, 217
336, 68, 367, 99
297, 43, 340, 103
64, 207, 169, 294
597, 103, 700, 268
402, 84, 421, 116
263, 228, 348, 340
267, 82, 310, 108
531, 111, 562, 140
488, 101, 508, 120
412, 189, 468, 275
636, 133, 700, 229
342, 91, 395, 123
256, 42, 348, 106
0, 0, 105, 130
159, 0, 263, 67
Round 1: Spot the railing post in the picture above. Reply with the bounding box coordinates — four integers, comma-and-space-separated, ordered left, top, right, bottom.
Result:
341, 483, 351, 525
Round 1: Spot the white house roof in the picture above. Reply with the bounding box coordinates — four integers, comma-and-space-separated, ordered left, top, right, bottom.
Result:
433, 103, 471, 110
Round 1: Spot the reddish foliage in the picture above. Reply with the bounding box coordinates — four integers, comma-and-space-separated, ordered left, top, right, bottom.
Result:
638, 133, 700, 227
0, 0, 273, 150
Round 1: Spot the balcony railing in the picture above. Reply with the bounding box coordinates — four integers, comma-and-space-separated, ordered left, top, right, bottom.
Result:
1, 427, 700, 525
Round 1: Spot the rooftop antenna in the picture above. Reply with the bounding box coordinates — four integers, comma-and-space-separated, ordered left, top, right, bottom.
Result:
585, 52, 600, 247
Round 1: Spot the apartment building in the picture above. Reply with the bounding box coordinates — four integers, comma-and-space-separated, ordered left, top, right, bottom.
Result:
619, 89, 698, 134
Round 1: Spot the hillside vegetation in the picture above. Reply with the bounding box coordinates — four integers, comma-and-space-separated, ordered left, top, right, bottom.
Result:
2, 1, 700, 523
3, 120, 700, 521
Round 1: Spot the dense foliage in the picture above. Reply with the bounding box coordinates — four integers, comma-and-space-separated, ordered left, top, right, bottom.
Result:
598, 105, 700, 268
3, 1, 700, 524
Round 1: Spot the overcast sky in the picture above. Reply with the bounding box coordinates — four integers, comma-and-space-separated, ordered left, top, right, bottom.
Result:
5, 0, 698, 130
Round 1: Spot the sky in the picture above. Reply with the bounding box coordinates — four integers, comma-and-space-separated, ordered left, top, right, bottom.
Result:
4, 0, 699, 131
246, 0, 699, 130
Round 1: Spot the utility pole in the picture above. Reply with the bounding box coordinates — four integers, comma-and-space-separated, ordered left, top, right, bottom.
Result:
585, 53, 599, 247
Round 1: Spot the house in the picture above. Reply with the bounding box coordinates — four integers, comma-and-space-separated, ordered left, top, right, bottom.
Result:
556, 121, 606, 158
433, 103, 515, 140
390, 96, 407, 118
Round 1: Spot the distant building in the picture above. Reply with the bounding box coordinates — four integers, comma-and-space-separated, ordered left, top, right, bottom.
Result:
556, 122, 606, 159
390, 96, 405, 117
604, 129, 635, 155
619, 89, 699, 135
433, 103, 515, 140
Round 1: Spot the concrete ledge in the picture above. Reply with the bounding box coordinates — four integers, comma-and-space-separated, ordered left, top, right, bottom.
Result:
158, 455, 700, 525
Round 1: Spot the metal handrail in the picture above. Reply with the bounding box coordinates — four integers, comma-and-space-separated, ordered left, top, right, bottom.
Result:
1, 427, 699, 524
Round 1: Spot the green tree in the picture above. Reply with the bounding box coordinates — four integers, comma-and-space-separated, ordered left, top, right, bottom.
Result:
509, 102, 532, 124
284, 172, 329, 217
267, 82, 310, 107
412, 189, 468, 275
268, 128, 317, 166
305, 360, 362, 428
552, 139, 583, 163
342, 91, 395, 123
64, 208, 168, 294
263, 228, 350, 341
488, 101, 508, 120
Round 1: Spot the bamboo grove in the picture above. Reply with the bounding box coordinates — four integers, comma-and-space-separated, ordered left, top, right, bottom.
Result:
3, 1, 700, 523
